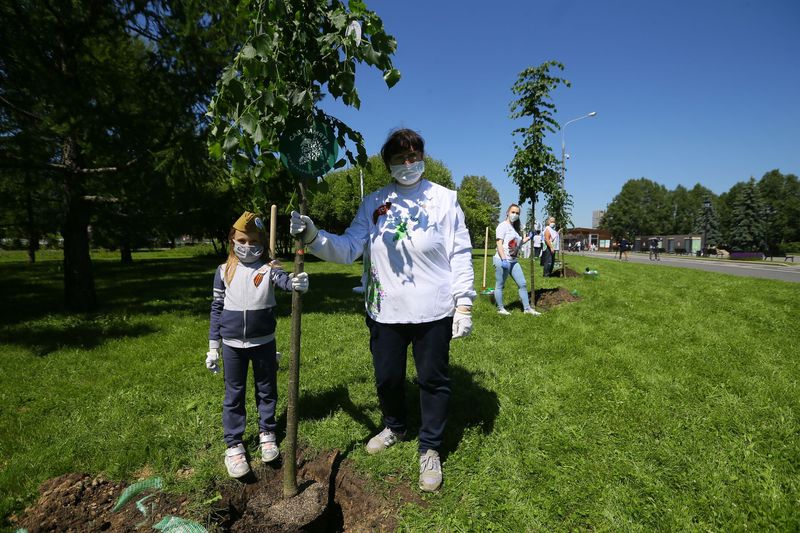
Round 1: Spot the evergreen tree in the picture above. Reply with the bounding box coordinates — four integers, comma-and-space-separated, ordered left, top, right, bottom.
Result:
729, 179, 766, 252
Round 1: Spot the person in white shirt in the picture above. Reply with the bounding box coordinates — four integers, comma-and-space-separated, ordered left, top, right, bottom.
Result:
543, 216, 559, 277
533, 230, 542, 258
289, 129, 475, 493
493, 204, 540, 316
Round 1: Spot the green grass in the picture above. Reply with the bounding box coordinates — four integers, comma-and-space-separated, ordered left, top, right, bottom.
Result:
1, 249, 798, 531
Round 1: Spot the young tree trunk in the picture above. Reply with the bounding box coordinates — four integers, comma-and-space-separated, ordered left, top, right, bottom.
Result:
61, 138, 96, 312
25, 175, 38, 264
529, 197, 535, 304
284, 180, 307, 498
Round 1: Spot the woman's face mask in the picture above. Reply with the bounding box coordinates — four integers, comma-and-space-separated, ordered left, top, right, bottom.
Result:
390, 160, 425, 186
233, 242, 264, 263
508, 213, 520, 223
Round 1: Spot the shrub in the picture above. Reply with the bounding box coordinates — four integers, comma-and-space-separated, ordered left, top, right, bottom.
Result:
729, 252, 764, 260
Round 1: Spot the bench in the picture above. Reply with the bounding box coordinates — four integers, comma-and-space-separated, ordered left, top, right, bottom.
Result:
766, 255, 795, 262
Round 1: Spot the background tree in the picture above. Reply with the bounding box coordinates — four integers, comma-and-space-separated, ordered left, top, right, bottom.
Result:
0, 1, 245, 310
756, 169, 800, 253
601, 178, 670, 239
507, 61, 569, 220
694, 199, 721, 250
507, 60, 569, 282
728, 178, 766, 252
457, 175, 501, 247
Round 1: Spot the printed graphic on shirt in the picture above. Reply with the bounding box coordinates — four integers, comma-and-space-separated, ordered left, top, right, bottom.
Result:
508, 239, 519, 259
364, 254, 385, 315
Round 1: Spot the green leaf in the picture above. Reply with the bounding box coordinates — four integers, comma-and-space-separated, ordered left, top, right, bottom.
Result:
383, 68, 401, 88
241, 44, 256, 59
239, 111, 258, 135
333, 158, 347, 169
253, 123, 265, 144
252, 34, 271, 57
223, 130, 239, 152
208, 142, 222, 160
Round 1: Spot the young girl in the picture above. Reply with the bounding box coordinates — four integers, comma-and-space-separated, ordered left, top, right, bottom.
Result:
206, 211, 309, 478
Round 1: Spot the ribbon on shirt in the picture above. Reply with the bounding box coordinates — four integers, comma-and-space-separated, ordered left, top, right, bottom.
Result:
372, 202, 392, 224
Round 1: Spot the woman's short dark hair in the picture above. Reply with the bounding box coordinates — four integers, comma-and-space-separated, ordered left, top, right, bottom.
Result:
380, 128, 425, 169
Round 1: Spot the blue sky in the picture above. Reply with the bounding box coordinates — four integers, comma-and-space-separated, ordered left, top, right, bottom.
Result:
320, 0, 800, 228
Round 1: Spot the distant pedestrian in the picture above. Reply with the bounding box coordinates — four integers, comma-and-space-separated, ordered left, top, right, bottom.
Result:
207, 211, 309, 478
620, 238, 629, 261
533, 230, 542, 258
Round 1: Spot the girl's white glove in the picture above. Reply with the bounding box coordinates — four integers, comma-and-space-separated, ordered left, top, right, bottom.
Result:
452, 308, 472, 339
289, 211, 319, 244
205, 348, 220, 374
291, 272, 309, 293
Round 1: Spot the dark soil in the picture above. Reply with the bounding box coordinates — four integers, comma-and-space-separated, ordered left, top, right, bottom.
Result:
9, 472, 188, 532
12, 446, 426, 532
532, 287, 581, 311
548, 266, 581, 278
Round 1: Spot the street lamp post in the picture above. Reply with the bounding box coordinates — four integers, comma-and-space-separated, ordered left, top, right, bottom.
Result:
558, 111, 597, 275
702, 198, 711, 256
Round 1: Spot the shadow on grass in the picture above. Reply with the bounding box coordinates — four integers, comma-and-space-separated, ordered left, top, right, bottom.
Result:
275, 384, 382, 454
0, 253, 367, 360
0, 317, 157, 357
280, 364, 499, 458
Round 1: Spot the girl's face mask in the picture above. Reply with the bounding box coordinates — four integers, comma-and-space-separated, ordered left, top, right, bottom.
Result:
233, 242, 264, 263
509, 213, 520, 223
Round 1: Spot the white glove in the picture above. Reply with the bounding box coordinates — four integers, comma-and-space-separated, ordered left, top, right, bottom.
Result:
289, 211, 319, 244
291, 271, 309, 293
452, 308, 472, 339
205, 348, 220, 374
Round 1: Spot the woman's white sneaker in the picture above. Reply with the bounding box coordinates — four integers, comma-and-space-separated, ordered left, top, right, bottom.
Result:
523, 308, 542, 316
366, 427, 405, 454
224, 443, 250, 478
497, 308, 511, 315
419, 450, 442, 492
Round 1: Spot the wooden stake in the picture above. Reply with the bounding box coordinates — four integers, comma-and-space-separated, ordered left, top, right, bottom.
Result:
284, 181, 307, 498
482, 226, 489, 290
269, 204, 277, 259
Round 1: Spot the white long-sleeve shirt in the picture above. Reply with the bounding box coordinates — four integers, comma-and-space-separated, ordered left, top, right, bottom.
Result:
308, 179, 476, 324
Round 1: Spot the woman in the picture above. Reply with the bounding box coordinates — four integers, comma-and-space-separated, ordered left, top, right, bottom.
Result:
543, 216, 559, 277
493, 204, 540, 315
289, 128, 475, 492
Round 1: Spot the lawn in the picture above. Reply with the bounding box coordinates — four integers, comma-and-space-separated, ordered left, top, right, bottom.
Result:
1, 248, 798, 531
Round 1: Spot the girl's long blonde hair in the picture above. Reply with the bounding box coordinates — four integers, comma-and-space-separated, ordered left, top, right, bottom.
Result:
224, 228, 239, 285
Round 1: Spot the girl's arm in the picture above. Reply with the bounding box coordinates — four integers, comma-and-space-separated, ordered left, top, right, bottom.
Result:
208, 266, 225, 350
269, 266, 294, 292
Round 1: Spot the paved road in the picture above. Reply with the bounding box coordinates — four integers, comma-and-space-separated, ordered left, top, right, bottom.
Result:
570, 251, 800, 283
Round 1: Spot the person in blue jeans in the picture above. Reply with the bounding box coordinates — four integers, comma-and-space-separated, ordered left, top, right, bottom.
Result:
493, 204, 541, 316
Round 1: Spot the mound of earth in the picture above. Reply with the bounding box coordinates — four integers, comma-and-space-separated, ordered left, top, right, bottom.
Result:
12, 445, 426, 532
549, 266, 581, 278
10, 472, 188, 532
533, 287, 581, 310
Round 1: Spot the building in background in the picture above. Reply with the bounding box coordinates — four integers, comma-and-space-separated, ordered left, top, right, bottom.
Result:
591, 209, 605, 229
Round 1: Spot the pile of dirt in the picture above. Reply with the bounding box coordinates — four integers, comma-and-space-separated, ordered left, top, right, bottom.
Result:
215, 447, 425, 532
10, 472, 188, 532
533, 287, 581, 311
549, 266, 581, 278
12, 446, 426, 532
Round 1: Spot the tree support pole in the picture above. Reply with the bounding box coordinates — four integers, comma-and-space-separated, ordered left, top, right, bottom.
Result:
284, 181, 307, 498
